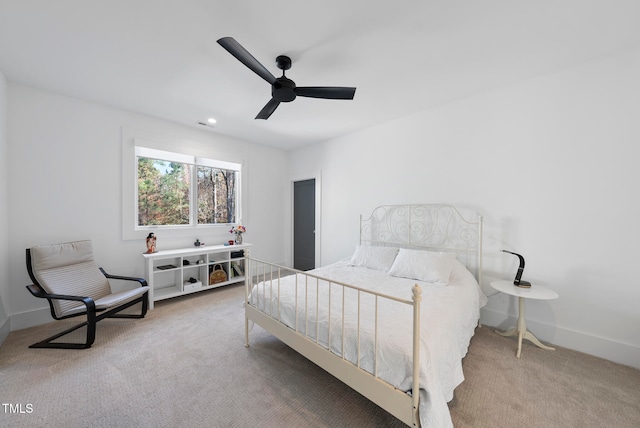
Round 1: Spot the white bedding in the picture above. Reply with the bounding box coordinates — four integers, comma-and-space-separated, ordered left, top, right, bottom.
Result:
248, 258, 487, 428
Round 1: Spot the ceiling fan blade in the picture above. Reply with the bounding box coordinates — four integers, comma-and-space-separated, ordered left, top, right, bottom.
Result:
255, 98, 280, 120
295, 86, 356, 100
217, 37, 276, 85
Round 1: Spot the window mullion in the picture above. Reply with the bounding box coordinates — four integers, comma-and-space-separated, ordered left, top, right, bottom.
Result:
190, 164, 197, 227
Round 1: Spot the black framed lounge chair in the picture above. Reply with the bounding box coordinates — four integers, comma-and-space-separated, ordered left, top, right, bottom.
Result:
25, 240, 149, 349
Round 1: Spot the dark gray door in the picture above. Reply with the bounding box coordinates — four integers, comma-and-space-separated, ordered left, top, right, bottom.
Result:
294, 179, 315, 271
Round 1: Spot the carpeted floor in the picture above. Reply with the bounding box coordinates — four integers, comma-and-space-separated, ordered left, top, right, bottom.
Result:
1, 284, 638, 427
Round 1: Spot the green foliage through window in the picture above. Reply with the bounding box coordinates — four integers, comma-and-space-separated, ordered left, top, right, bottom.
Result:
137, 152, 239, 228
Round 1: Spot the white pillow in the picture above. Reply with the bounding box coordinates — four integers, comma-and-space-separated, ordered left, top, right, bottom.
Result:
348, 245, 399, 272
388, 249, 457, 285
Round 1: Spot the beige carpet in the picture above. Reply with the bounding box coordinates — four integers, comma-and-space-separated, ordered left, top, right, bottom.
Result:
1, 284, 638, 428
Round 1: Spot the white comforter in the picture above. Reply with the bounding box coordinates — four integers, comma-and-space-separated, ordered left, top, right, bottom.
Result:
248, 259, 487, 428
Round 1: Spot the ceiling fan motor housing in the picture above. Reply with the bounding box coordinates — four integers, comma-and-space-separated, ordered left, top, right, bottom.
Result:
273, 76, 296, 102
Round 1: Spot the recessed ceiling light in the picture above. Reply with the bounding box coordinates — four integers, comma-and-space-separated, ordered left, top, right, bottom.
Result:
196, 118, 217, 129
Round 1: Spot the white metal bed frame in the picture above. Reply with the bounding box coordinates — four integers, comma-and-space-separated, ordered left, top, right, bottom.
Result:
244, 204, 483, 427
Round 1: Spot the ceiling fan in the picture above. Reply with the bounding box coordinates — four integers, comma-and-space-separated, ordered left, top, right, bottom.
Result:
217, 37, 356, 120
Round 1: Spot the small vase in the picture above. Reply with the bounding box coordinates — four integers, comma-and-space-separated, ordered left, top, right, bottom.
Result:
235, 233, 243, 245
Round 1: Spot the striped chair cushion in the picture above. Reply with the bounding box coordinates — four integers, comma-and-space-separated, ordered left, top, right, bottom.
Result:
35, 261, 113, 317
30, 240, 95, 271
30, 240, 112, 317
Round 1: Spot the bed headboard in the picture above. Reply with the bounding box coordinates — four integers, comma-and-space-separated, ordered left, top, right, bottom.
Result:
359, 204, 483, 284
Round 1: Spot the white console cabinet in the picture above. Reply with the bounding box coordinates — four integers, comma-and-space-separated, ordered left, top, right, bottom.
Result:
142, 243, 251, 309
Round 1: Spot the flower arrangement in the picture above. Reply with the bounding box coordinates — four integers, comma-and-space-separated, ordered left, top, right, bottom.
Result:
230, 225, 246, 244
230, 225, 246, 235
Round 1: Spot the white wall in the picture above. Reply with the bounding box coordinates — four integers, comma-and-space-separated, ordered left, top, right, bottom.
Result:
0, 70, 9, 342
6, 83, 288, 329
288, 48, 640, 368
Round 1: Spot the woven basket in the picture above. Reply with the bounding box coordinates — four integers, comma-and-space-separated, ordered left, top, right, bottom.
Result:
209, 264, 227, 285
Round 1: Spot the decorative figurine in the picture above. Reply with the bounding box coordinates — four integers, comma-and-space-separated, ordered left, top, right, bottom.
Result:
145, 233, 157, 254
501, 250, 531, 288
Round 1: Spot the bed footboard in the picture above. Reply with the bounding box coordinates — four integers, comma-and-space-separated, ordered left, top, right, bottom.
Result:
245, 258, 422, 427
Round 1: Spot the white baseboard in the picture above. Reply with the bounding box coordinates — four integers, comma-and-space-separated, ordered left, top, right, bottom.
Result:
9, 306, 53, 331
0, 316, 9, 345
480, 307, 640, 370
263, 260, 288, 268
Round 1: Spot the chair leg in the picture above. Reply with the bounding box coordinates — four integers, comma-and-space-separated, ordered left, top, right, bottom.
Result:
107, 295, 148, 319
29, 318, 96, 349
29, 294, 147, 349
141, 293, 148, 317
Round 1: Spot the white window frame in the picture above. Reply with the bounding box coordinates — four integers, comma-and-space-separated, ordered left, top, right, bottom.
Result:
135, 146, 242, 230
122, 134, 244, 241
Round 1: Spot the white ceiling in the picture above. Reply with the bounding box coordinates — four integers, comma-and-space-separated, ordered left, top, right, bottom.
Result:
1, 1, 639, 151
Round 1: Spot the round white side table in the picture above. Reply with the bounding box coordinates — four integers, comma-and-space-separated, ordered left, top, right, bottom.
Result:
490, 280, 559, 358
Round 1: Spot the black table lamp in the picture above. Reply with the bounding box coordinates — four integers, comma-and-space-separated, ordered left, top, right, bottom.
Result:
501, 250, 531, 288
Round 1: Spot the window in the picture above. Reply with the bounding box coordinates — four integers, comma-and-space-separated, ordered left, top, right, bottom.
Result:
196, 159, 238, 225
135, 147, 240, 229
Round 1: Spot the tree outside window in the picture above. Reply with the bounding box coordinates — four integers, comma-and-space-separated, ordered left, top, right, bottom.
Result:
197, 166, 237, 224
136, 150, 239, 228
